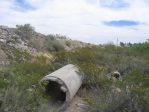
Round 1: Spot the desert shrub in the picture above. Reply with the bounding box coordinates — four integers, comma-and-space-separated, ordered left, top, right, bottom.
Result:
1, 41, 148, 112
71, 47, 96, 63
130, 42, 149, 54
0, 84, 57, 112
77, 63, 107, 87
0, 86, 39, 112
52, 42, 64, 52
47, 35, 56, 40
104, 42, 116, 53
54, 47, 112, 87
53, 45, 149, 112
15, 24, 34, 41
45, 38, 64, 52
82, 84, 127, 112
121, 70, 149, 112
0, 79, 9, 89
54, 51, 71, 66
65, 41, 71, 47
80, 70, 149, 112
0, 55, 59, 112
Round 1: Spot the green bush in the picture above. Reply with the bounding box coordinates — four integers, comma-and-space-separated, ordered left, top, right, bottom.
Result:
45, 38, 64, 52
80, 70, 149, 112
53, 46, 149, 112
130, 42, 149, 54
15, 24, 34, 41
0, 55, 59, 112
122, 70, 149, 112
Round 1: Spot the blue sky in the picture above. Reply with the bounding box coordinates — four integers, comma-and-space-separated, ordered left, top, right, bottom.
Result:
12, 0, 35, 11
100, 0, 129, 9
0, 0, 149, 44
104, 20, 140, 27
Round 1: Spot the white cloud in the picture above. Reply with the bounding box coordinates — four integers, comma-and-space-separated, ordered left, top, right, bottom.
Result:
0, 0, 149, 44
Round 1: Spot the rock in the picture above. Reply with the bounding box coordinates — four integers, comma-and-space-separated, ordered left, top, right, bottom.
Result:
76, 103, 90, 109
0, 47, 9, 67
107, 71, 122, 81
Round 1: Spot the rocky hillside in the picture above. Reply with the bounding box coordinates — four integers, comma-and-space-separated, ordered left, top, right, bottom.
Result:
0, 24, 89, 68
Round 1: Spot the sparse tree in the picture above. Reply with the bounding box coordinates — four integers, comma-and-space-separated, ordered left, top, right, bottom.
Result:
127, 42, 132, 47
120, 42, 125, 47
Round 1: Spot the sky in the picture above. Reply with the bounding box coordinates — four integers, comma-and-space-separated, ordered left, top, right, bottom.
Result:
0, 0, 149, 44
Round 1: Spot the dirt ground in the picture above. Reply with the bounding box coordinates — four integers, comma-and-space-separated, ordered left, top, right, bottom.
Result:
64, 95, 88, 112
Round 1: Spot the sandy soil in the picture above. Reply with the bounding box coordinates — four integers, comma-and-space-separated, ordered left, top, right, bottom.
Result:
64, 95, 87, 112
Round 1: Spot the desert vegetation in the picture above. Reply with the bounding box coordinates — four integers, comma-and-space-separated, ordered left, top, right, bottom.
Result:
54, 42, 149, 112
0, 25, 149, 112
